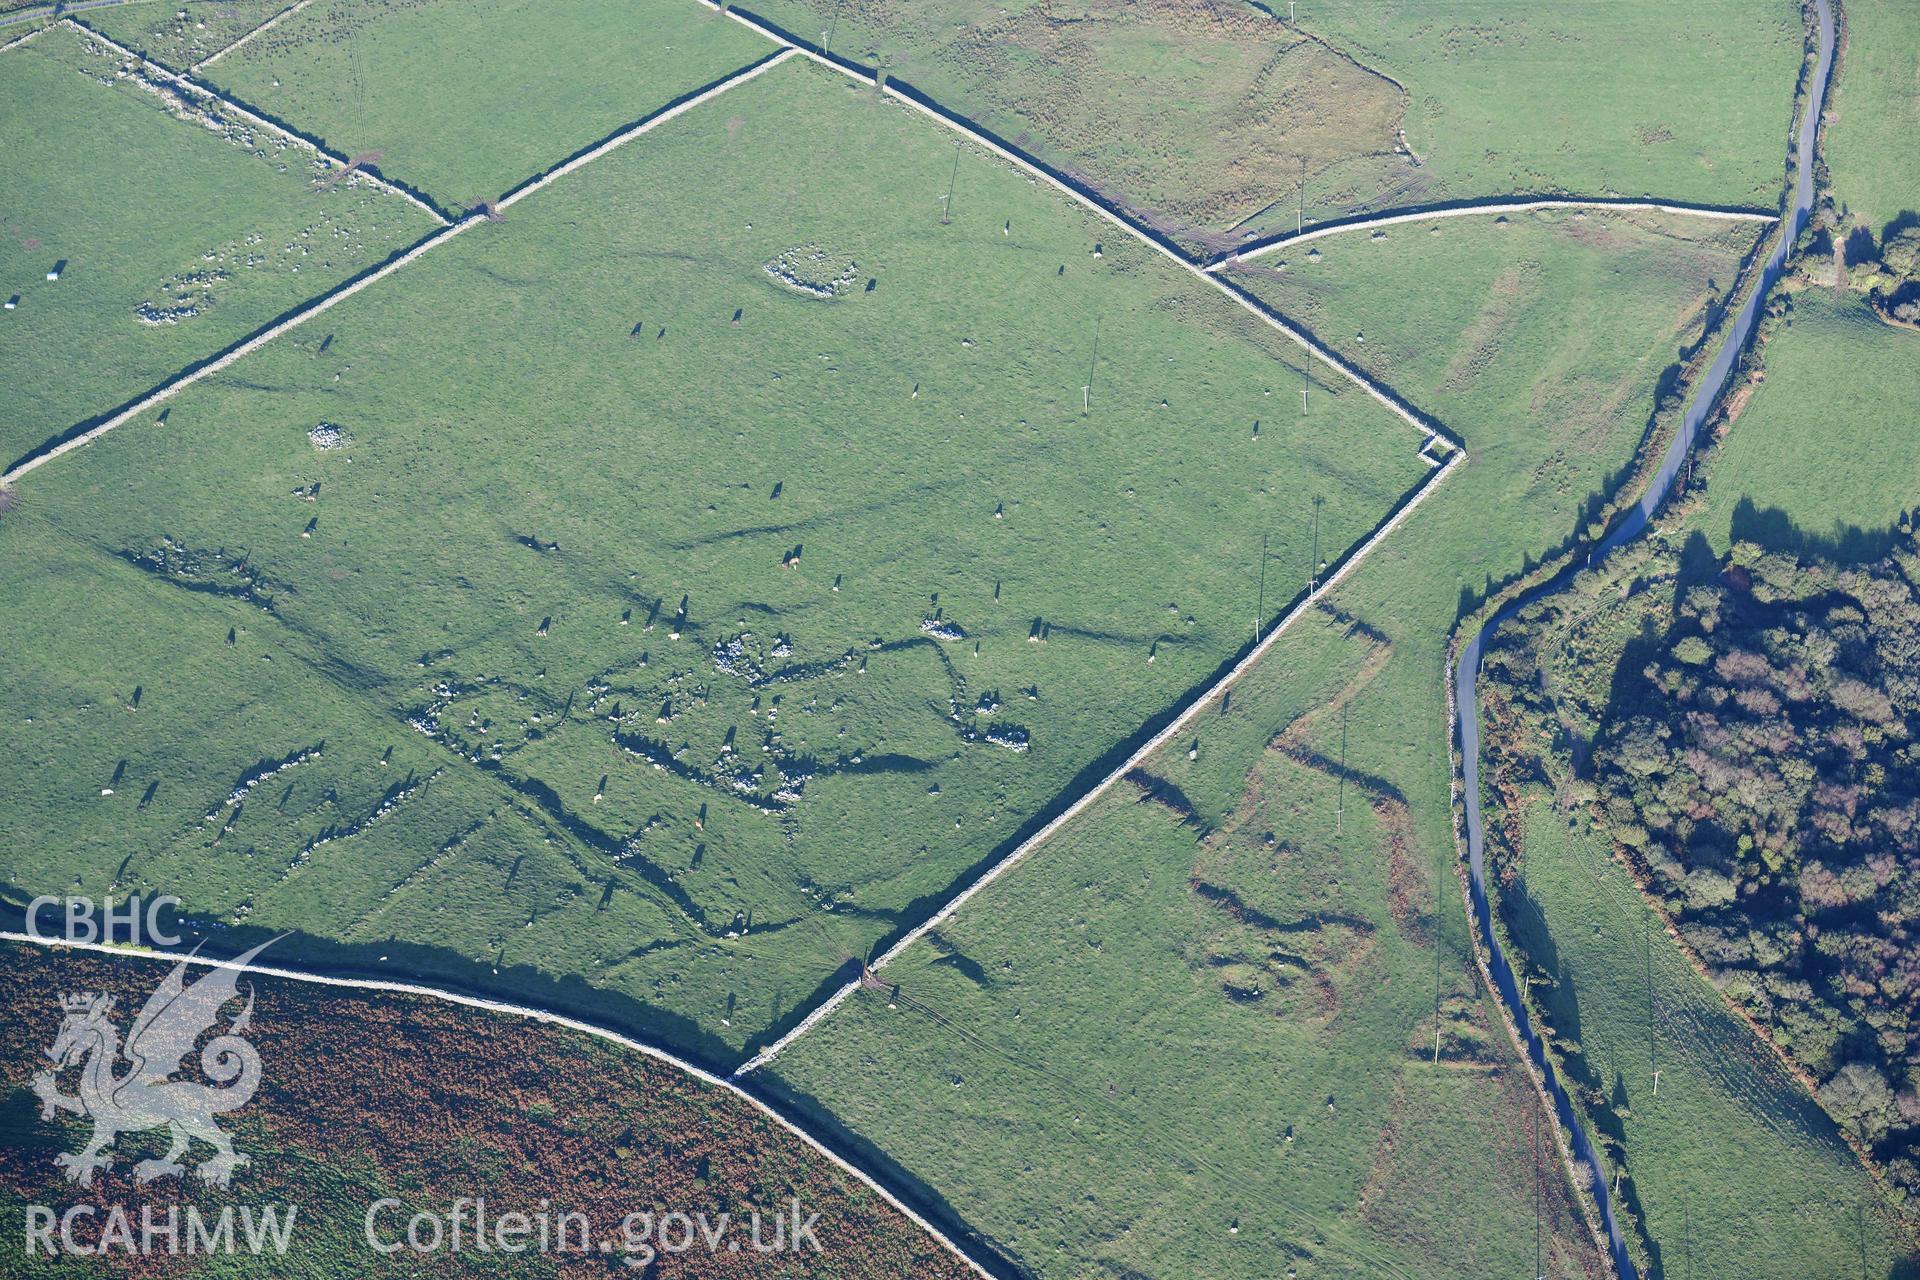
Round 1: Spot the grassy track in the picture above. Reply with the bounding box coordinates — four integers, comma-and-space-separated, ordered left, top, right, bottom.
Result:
0, 58, 1426, 1062
0, 22, 435, 467
193, 0, 774, 210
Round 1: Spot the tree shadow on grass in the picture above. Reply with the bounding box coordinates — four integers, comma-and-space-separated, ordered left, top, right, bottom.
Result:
1499, 858, 1685, 1272
1501, 876, 1585, 1084
1451, 209, 1781, 638
1452, 359, 1689, 635
1728, 496, 1914, 565
1844, 224, 1880, 267
1878, 209, 1920, 246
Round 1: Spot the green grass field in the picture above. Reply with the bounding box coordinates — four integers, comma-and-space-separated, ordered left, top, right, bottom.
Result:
1492, 780, 1909, 1276
738, 0, 1800, 252
1465, 270, 1920, 1274
1698, 286, 1920, 555
766, 210, 1765, 1278
193, 0, 773, 210
1231, 207, 1757, 557
1826, 0, 1920, 238
1267, 214, 1913, 1273
1116, 211, 1920, 1279
1130, 210, 1762, 897
1304, 1, 1803, 220
0, 504, 703, 1044
79, 0, 288, 68
1474, 500, 1920, 1273
3, 3, 1898, 1273
770, 618, 1604, 1279
0, 22, 434, 468
739, 0, 1420, 255
0, 57, 1428, 1062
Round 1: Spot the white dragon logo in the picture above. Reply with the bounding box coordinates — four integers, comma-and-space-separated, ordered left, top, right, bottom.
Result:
30, 939, 277, 1188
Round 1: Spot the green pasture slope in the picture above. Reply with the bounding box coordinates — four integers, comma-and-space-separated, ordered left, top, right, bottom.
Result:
0, 506, 660, 992
1231, 207, 1761, 555
0, 22, 433, 467
739, 0, 1800, 250
1698, 286, 1920, 555
735, 0, 1419, 255
79, 0, 288, 68
0, 58, 1428, 1062
771, 619, 1605, 1280
1258, 217, 1915, 1273
1825, 0, 1920, 238
1476, 476, 1920, 1274
1470, 95, 1920, 1265
766, 211, 1762, 1277
1481, 537, 1916, 1279
192, 0, 772, 211
1303, 1, 1802, 220
1447, 2, 1920, 1256
1501, 790, 1911, 1278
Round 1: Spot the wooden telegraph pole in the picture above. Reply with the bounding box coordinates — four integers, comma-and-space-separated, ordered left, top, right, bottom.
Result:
1255, 531, 1268, 643
941, 145, 960, 224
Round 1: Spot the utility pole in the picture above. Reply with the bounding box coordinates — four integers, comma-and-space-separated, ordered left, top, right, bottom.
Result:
1084, 317, 1100, 416
1686, 1197, 1694, 1280
1309, 495, 1323, 593
1335, 700, 1347, 833
1298, 155, 1306, 235
1533, 1104, 1543, 1280
1255, 531, 1268, 643
1432, 934, 1443, 1062
1647, 921, 1660, 1096
941, 145, 960, 224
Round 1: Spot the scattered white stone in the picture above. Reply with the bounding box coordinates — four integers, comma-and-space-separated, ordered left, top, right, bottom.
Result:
764, 245, 858, 299
308, 422, 351, 450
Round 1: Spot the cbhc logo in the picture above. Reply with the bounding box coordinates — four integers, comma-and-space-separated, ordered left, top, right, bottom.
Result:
25, 895, 183, 947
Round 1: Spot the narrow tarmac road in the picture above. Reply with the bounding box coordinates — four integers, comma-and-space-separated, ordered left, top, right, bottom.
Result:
1454, 2, 1835, 1274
